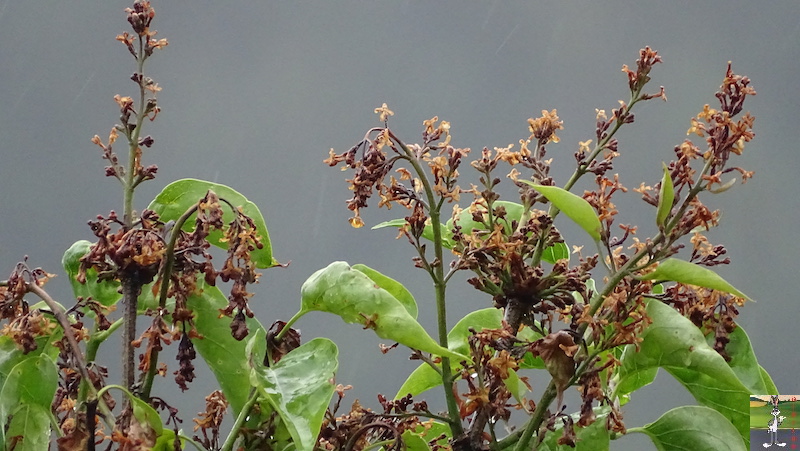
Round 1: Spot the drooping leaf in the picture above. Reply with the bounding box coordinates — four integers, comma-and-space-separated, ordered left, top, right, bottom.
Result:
352, 263, 417, 318
447, 200, 524, 237
503, 369, 529, 404
639, 258, 749, 300
148, 178, 278, 268
62, 240, 121, 306
519, 182, 602, 241
188, 279, 266, 414
709, 324, 768, 395
617, 300, 750, 446
0, 354, 58, 451
534, 407, 611, 451
372, 219, 448, 247
628, 406, 746, 451
613, 367, 658, 404
759, 365, 778, 395
131, 395, 164, 437
401, 430, 432, 451
542, 241, 570, 263
373, 201, 568, 263
250, 337, 338, 451
395, 308, 542, 398
656, 162, 675, 229
299, 262, 467, 362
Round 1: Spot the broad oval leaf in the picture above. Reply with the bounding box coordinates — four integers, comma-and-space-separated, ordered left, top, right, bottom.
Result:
148, 178, 278, 268
372, 219, 447, 247
710, 324, 769, 395
352, 263, 417, 318
373, 201, 567, 263
401, 430, 432, 451
300, 262, 467, 362
188, 279, 266, 414
395, 308, 542, 399
535, 407, 611, 451
630, 405, 746, 451
617, 300, 750, 447
638, 258, 750, 300
656, 162, 675, 228
519, 182, 602, 241
0, 354, 58, 451
542, 241, 570, 263
250, 337, 338, 451
62, 240, 121, 306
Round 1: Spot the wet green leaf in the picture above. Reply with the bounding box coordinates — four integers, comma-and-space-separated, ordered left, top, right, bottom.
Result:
519, 182, 602, 241
373, 201, 567, 263
629, 406, 745, 451
148, 178, 278, 268
759, 365, 778, 395
250, 338, 338, 451
300, 262, 467, 361
536, 408, 611, 451
188, 280, 266, 414
656, 163, 674, 228
617, 300, 750, 447
543, 241, 570, 263
710, 324, 768, 394
62, 240, 121, 306
0, 354, 58, 450
396, 308, 542, 398
639, 258, 749, 300
131, 395, 164, 437
503, 369, 529, 404
401, 430, 431, 451
352, 263, 417, 318
372, 218, 448, 247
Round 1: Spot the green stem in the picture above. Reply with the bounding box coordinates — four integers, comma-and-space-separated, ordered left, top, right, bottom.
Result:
139, 206, 199, 399
220, 388, 260, 451
27, 283, 114, 425
391, 133, 464, 438
513, 381, 557, 451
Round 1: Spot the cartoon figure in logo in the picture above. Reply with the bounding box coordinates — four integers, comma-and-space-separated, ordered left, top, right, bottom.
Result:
764, 395, 787, 448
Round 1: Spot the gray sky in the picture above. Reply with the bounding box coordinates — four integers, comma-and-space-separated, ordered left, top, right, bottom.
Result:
1, 1, 798, 449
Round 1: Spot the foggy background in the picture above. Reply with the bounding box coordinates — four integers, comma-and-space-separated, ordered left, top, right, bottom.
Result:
1, 1, 798, 449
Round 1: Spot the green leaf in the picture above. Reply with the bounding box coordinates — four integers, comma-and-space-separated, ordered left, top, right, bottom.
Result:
503, 369, 529, 404
638, 258, 750, 300
352, 263, 417, 318
131, 396, 164, 437
62, 240, 121, 306
709, 324, 767, 395
447, 200, 523, 236
629, 405, 746, 451
543, 241, 570, 263
148, 178, 278, 268
614, 367, 658, 403
188, 280, 266, 414
759, 365, 778, 395
373, 201, 569, 263
299, 262, 467, 362
396, 308, 542, 398
0, 354, 58, 450
372, 219, 448, 247
617, 300, 750, 447
250, 338, 338, 451
401, 430, 431, 451
656, 163, 674, 228
535, 407, 611, 451
519, 182, 602, 241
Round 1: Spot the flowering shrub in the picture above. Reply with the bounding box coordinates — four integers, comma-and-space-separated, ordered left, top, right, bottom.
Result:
0, 2, 768, 450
